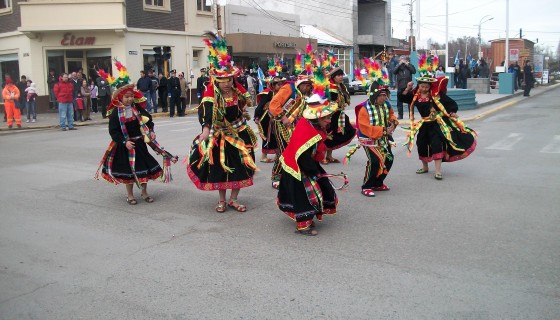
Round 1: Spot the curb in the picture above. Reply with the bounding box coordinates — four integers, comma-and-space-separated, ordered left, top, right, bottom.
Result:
463, 83, 560, 122
0, 107, 199, 133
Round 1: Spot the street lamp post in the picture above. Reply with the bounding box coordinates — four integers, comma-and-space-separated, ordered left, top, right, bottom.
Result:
477, 15, 494, 59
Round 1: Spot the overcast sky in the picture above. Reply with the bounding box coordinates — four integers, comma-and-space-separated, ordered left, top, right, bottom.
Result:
391, 0, 560, 54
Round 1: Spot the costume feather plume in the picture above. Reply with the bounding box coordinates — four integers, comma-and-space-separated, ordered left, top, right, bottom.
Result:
267, 58, 277, 77
354, 67, 365, 84
418, 53, 439, 77
295, 52, 302, 74
276, 56, 283, 73
311, 58, 329, 99
202, 31, 234, 76
97, 68, 115, 86
304, 42, 314, 75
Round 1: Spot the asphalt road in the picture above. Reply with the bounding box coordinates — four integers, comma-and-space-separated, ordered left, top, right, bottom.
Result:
1, 88, 559, 319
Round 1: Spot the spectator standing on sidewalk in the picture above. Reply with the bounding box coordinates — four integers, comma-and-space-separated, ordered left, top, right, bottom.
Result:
90, 79, 98, 113
24, 80, 38, 123
477, 58, 490, 78
96, 71, 111, 118
80, 79, 92, 121
513, 61, 522, 89
523, 60, 535, 97
2, 76, 22, 129
393, 56, 416, 119
157, 72, 168, 112
16, 75, 27, 115
47, 69, 58, 110
167, 69, 181, 117
387, 52, 399, 89
179, 72, 188, 115
54, 73, 77, 131
136, 70, 153, 113
148, 69, 159, 113
196, 68, 209, 104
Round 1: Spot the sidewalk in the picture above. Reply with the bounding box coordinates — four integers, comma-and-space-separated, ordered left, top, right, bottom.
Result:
1, 84, 558, 133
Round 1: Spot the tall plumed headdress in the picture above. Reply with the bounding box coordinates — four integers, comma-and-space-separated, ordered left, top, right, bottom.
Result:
302, 56, 338, 120
416, 53, 439, 83
202, 31, 238, 79
324, 49, 343, 77
266, 56, 285, 80
294, 42, 315, 87
354, 57, 390, 99
97, 59, 146, 113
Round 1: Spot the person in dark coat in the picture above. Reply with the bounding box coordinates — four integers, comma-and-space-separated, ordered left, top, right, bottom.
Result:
157, 72, 168, 112
393, 56, 416, 119
523, 60, 535, 97
167, 69, 182, 117
196, 68, 209, 104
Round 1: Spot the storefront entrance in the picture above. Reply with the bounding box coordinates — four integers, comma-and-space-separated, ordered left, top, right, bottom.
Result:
47, 49, 111, 81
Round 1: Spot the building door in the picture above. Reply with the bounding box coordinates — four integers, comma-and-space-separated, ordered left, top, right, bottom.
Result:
66, 59, 83, 74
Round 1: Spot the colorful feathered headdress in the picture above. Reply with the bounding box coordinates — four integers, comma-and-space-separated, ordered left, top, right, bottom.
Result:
354, 57, 390, 98
97, 59, 146, 113
203, 31, 238, 79
323, 49, 343, 77
295, 42, 314, 76
302, 56, 338, 120
416, 53, 439, 83
266, 56, 285, 79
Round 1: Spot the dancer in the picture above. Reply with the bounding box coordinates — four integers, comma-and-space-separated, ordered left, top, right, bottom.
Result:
324, 50, 356, 164
277, 65, 338, 236
96, 60, 178, 204
254, 58, 285, 163
186, 32, 257, 213
399, 54, 477, 180
268, 43, 314, 189
346, 59, 397, 197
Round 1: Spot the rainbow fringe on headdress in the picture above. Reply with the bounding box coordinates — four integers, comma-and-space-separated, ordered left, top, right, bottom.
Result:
310, 57, 329, 99
202, 31, 234, 76
97, 58, 130, 87
267, 58, 278, 77
295, 52, 302, 74
418, 53, 439, 78
295, 42, 314, 76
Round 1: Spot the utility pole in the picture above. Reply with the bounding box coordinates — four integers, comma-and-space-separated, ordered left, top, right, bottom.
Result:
403, 0, 416, 51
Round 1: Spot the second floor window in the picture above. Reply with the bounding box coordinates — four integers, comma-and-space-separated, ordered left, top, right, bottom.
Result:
197, 0, 212, 12
0, 0, 13, 15
144, 0, 170, 11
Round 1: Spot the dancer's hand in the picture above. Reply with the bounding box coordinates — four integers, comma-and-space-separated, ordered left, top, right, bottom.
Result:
125, 141, 135, 150
449, 112, 458, 118
150, 131, 156, 140
198, 126, 210, 142
281, 116, 291, 128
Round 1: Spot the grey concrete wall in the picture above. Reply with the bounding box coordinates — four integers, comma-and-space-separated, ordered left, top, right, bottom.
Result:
467, 78, 491, 94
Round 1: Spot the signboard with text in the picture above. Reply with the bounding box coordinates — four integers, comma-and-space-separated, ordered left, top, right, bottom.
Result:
509, 48, 519, 62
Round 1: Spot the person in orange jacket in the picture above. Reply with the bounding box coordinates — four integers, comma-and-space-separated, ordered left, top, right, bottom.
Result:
2, 76, 21, 129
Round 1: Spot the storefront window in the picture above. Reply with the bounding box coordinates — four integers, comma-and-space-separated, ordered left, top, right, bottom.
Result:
1, 53, 19, 102
143, 48, 172, 76
46, 49, 111, 82
86, 49, 111, 81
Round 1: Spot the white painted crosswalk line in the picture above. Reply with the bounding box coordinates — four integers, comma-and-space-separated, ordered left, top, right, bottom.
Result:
540, 135, 560, 154
485, 133, 523, 150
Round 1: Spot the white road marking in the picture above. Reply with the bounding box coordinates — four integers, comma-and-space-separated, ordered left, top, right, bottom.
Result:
540, 135, 560, 154
485, 133, 523, 150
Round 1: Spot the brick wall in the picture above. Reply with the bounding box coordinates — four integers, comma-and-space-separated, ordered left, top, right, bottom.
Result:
0, 1, 21, 33
126, 0, 184, 31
